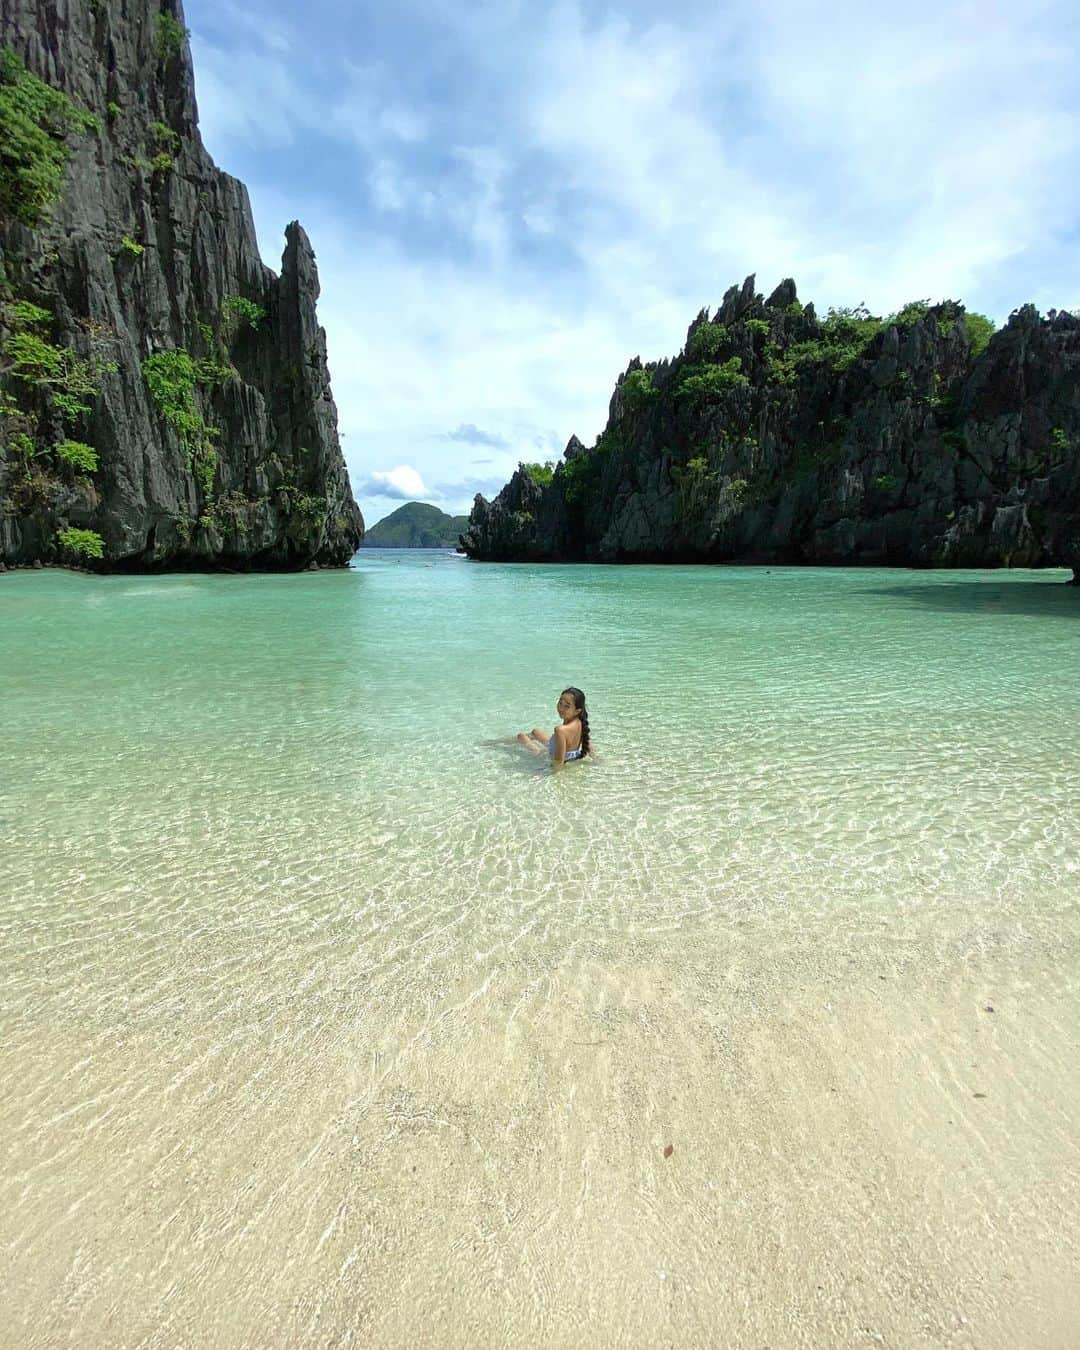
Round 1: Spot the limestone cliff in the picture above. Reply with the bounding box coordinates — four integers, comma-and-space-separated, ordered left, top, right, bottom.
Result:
462, 279, 1080, 581
0, 0, 363, 570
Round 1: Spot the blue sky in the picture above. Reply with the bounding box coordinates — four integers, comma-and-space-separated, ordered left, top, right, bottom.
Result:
185, 0, 1080, 526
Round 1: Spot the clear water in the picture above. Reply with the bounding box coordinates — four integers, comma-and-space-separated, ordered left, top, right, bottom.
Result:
2, 555, 1079, 1347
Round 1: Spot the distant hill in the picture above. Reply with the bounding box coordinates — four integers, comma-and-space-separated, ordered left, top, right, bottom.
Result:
362, 501, 470, 548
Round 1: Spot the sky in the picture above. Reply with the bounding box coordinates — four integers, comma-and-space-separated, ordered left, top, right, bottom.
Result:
184, 0, 1080, 526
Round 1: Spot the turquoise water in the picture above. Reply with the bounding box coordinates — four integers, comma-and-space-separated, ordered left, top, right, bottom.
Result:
2, 555, 1079, 1346
6, 555, 1078, 955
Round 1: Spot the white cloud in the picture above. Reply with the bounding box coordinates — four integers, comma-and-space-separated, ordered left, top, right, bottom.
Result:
510, 0, 1080, 321
433, 474, 510, 501
368, 159, 407, 213
356, 464, 431, 500
190, 40, 303, 151
379, 105, 428, 144
449, 145, 510, 260
330, 62, 429, 152
444, 424, 510, 448
217, 1, 293, 53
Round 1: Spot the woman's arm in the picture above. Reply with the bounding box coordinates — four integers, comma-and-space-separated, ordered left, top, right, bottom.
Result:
550, 723, 567, 766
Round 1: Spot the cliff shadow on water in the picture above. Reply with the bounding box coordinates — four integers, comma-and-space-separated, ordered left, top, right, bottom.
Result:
864, 577, 1080, 619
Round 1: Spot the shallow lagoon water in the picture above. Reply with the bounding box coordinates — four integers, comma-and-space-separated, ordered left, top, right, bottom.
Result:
2, 556, 1079, 1347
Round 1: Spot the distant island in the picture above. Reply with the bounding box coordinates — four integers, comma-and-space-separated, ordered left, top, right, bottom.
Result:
362, 501, 469, 548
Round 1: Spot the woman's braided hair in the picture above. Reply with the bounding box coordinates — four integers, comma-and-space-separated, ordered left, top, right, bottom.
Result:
562, 687, 590, 756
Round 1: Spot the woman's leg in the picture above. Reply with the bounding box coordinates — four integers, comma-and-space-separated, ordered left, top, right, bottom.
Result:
516, 731, 547, 755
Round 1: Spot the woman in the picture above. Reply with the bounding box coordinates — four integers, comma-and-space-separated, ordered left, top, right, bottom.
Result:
517, 687, 592, 766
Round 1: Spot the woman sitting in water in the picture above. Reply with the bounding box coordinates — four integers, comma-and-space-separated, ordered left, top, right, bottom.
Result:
517, 687, 592, 766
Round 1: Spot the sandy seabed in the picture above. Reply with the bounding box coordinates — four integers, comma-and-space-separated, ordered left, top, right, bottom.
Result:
2, 940, 1078, 1350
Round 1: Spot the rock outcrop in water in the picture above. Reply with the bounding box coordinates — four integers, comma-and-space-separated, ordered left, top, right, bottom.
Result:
462, 279, 1080, 582
0, 0, 363, 570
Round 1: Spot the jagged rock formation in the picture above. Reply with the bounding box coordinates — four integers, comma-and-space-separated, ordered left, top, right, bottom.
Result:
462, 278, 1080, 582
0, 0, 363, 570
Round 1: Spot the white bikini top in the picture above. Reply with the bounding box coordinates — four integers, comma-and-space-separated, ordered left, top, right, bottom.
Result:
548, 734, 584, 760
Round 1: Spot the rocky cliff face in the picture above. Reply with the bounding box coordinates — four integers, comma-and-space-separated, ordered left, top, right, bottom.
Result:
462, 278, 1080, 582
0, 0, 363, 570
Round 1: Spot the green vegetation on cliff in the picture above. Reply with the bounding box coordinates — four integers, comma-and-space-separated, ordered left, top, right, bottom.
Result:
363, 501, 469, 548
0, 47, 97, 226
142, 347, 235, 510
57, 526, 104, 559
523, 461, 555, 486
55, 439, 98, 471
620, 369, 657, 411
0, 298, 113, 482
155, 14, 188, 64
963, 312, 995, 356
142, 350, 216, 454
677, 356, 748, 401
767, 306, 884, 383
221, 294, 265, 336
686, 321, 729, 362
